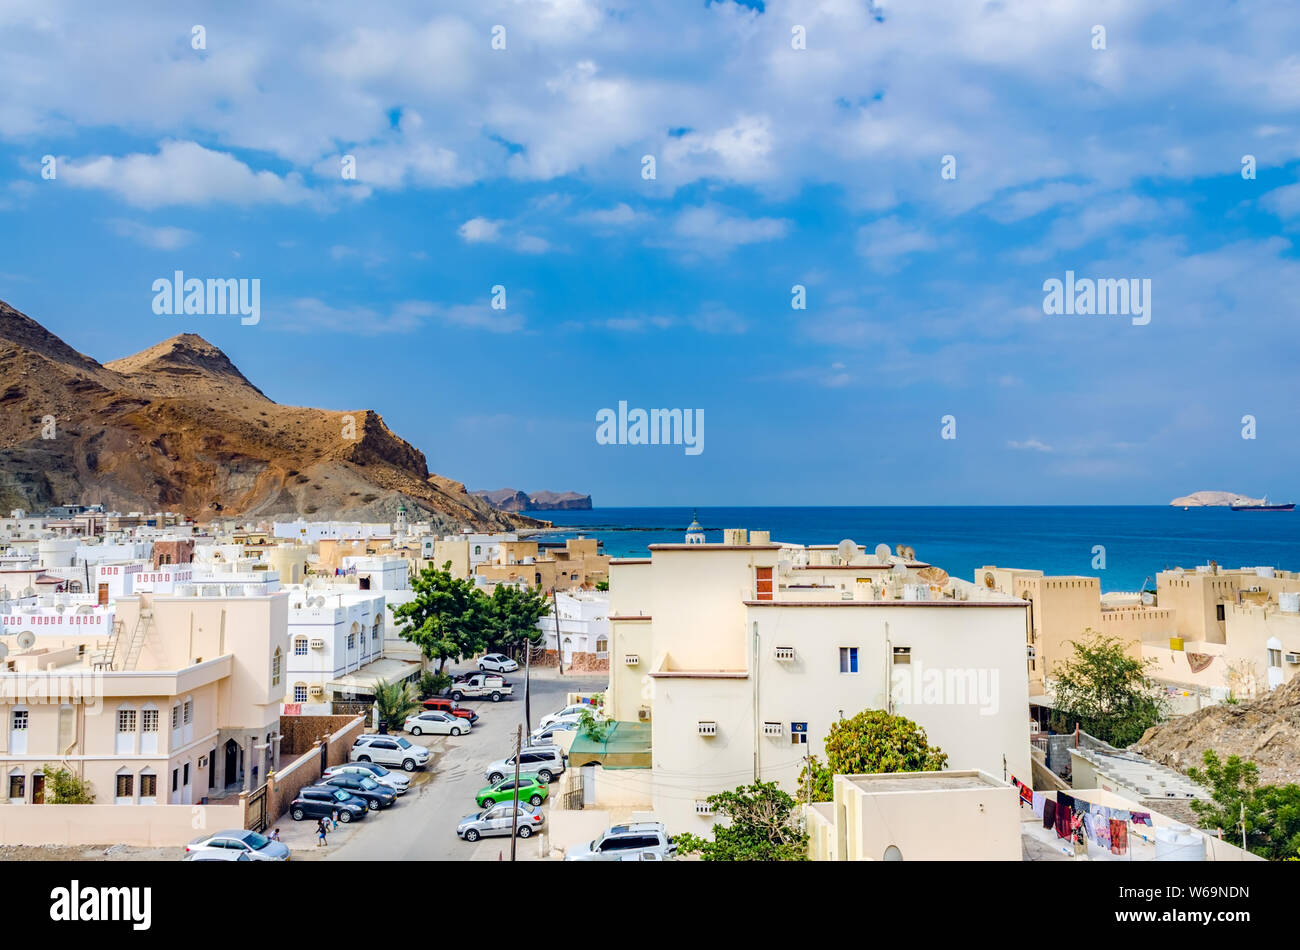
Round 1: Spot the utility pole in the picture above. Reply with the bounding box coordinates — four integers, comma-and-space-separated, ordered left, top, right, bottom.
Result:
551, 587, 564, 676
510, 725, 522, 862
524, 635, 532, 741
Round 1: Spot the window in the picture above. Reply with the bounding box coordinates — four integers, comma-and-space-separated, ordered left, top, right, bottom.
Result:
9, 772, 24, 799
183, 699, 193, 725
58, 705, 74, 752
347, 632, 356, 650
171, 705, 180, 729
12, 710, 28, 731
142, 709, 159, 733
272, 648, 282, 686
140, 772, 157, 799
474, 546, 481, 555
373, 619, 381, 641
294, 637, 308, 656
791, 722, 808, 745
117, 708, 137, 733
839, 647, 859, 673
183, 763, 190, 786
172, 769, 179, 792
1269, 648, 1283, 668
116, 773, 134, 798
294, 684, 308, 703
892, 646, 911, 665
756, 566, 773, 601
1216, 604, 1226, 622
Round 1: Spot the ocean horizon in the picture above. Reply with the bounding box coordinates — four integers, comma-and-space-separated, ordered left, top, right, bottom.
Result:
529, 505, 1300, 593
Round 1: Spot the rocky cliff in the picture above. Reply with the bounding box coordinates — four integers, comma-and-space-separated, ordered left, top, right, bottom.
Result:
0, 299, 537, 530
472, 488, 592, 511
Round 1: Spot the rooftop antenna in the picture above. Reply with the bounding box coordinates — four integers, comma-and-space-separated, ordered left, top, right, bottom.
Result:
874, 543, 891, 564
835, 539, 857, 565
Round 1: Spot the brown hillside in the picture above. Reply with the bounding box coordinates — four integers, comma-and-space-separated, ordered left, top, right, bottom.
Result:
0, 300, 536, 530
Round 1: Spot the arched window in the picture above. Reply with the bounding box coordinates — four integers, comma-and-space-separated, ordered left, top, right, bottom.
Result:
114, 768, 134, 804
139, 769, 158, 803
141, 704, 159, 754
595, 637, 608, 653
272, 647, 282, 687
294, 636, 308, 656
115, 705, 137, 755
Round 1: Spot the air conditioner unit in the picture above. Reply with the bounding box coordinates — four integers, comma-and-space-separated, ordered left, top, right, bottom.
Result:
637, 706, 651, 722
694, 801, 713, 816
1286, 653, 1300, 664
309, 638, 326, 650
774, 646, 795, 661
624, 654, 640, 666
308, 684, 324, 697
1026, 645, 1037, 660
762, 721, 782, 737
697, 721, 718, 737
198, 755, 208, 769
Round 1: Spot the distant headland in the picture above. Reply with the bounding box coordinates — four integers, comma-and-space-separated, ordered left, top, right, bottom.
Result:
472, 488, 593, 512
1169, 491, 1265, 507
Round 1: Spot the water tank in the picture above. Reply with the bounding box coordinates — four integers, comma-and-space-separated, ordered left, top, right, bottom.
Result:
749, 530, 771, 545
1154, 823, 1204, 861
1280, 592, 1300, 614
1256, 566, 1276, 579
723, 528, 748, 545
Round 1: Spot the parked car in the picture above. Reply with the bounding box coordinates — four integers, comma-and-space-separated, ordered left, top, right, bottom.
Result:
317, 773, 398, 810
351, 734, 431, 772
323, 762, 410, 794
185, 829, 290, 861
405, 710, 471, 736
446, 673, 513, 702
456, 802, 545, 841
485, 745, 566, 785
289, 786, 369, 822
478, 652, 519, 673
421, 696, 479, 724
539, 702, 602, 729
529, 720, 578, 745
475, 772, 550, 808
183, 850, 251, 862
564, 821, 677, 861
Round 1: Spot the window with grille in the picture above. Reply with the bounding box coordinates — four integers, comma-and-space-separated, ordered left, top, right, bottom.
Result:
142, 709, 159, 733
117, 708, 136, 733
116, 774, 134, 798
294, 684, 308, 703
12, 711, 28, 731
183, 700, 193, 724
171, 706, 180, 729
294, 638, 308, 656
272, 649, 282, 686
9, 774, 24, 798
348, 633, 356, 649
140, 773, 157, 797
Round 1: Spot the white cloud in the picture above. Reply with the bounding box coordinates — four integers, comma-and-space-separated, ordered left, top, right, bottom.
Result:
660, 204, 790, 256
1008, 439, 1053, 453
856, 217, 938, 272
575, 202, 648, 228
106, 218, 197, 250
60, 141, 312, 209
280, 297, 524, 334
458, 217, 504, 243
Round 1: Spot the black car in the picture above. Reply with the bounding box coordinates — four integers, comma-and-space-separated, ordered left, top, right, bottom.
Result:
317, 773, 398, 810
289, 786, 369, 822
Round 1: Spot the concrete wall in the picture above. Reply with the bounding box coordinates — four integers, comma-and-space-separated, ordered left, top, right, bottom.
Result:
267, 715, 363, 820
0, 802, 245, 847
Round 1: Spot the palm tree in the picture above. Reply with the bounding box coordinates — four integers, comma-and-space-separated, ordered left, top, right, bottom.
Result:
372, 681, 420, 733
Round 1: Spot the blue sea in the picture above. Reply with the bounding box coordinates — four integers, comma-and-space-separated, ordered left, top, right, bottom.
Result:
530, 506, 1300, 593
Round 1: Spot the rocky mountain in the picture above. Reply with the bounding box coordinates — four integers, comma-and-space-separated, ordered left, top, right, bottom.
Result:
1170, 490, 1264, 507
473, 488, 592, 511
0, 299, 537, 530
1132, 676, 1300, 786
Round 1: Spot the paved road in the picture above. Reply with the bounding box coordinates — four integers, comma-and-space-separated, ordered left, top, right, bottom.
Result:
324, 663, 607, 861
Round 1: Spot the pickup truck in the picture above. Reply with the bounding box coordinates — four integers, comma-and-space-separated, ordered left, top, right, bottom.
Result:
446, 673, 514, 703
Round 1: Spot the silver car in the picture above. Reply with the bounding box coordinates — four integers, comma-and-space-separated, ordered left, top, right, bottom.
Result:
456, 801, 546, 842
564, 821, 676, 861
323, 762, 410, 794
185, 829, 290, 861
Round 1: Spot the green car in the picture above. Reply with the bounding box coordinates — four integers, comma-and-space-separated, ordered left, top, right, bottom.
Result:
476, 773, 550, 808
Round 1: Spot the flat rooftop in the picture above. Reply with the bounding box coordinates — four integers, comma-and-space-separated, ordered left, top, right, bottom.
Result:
844, 770, 1000, 793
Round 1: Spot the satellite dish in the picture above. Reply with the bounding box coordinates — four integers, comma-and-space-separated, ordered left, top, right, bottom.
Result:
874, 543, 891, 563
891, 562, 908, 577
983, 572, 995, 589
17, 631, 36, 651
55, 603, 65, 614
836, 539, 857, 564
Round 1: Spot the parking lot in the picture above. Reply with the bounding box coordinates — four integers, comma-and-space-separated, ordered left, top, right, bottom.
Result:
283, 662, 607, 861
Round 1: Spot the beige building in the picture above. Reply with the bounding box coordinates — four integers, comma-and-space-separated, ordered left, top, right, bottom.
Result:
473, 537, 610, 592
807, 770, 1021, 861
605, 530, 1032, 835
0, 575, 288, 807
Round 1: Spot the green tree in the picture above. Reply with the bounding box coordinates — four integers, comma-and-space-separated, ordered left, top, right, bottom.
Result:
1048, 630, 1166, 747
416, 671, 451, 699
1188, 749, 1300, 860
43, 765, 95, 804
391, 562, 490, 672
595, 580, 609, 592
373, 681, 420, 732
823, 710, 947, 777
577, 706, 613, 742
485, 583, 551, 655
797, 755, 835, 804
674, 781, 808, 861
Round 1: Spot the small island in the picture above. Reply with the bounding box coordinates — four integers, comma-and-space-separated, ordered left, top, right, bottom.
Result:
1170, 490, 1265, 507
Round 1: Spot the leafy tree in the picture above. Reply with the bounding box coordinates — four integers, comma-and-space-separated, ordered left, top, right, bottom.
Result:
485, 583, 550, 655
577, 706, 613, 742
43, 765, 95, 804
417, 671, 451, 699
391, 562, 490, 672
1188, 749, 1300, 860
373, 681, 420, 732
595, 580, 609, 592
823, 710, 948, 777
674, 782, 808, 861
797, 755, 835, 804
1048, 630, 1166, 746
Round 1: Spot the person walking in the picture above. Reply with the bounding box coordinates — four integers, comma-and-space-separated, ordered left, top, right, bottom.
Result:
316, 817, 328, 847
331, 808, 340, 831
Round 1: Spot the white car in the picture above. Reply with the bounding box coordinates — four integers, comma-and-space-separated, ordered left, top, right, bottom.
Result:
322, 762, 410, 794
529, 720, 579, 745
350, 734, 431, 771
405, 710, 472, 736
185, 829, 290, 862
540, 702, 603, 729
479, 653, 519, 673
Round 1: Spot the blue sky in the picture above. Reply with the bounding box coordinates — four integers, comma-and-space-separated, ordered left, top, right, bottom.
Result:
3, 0, 1300, 506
